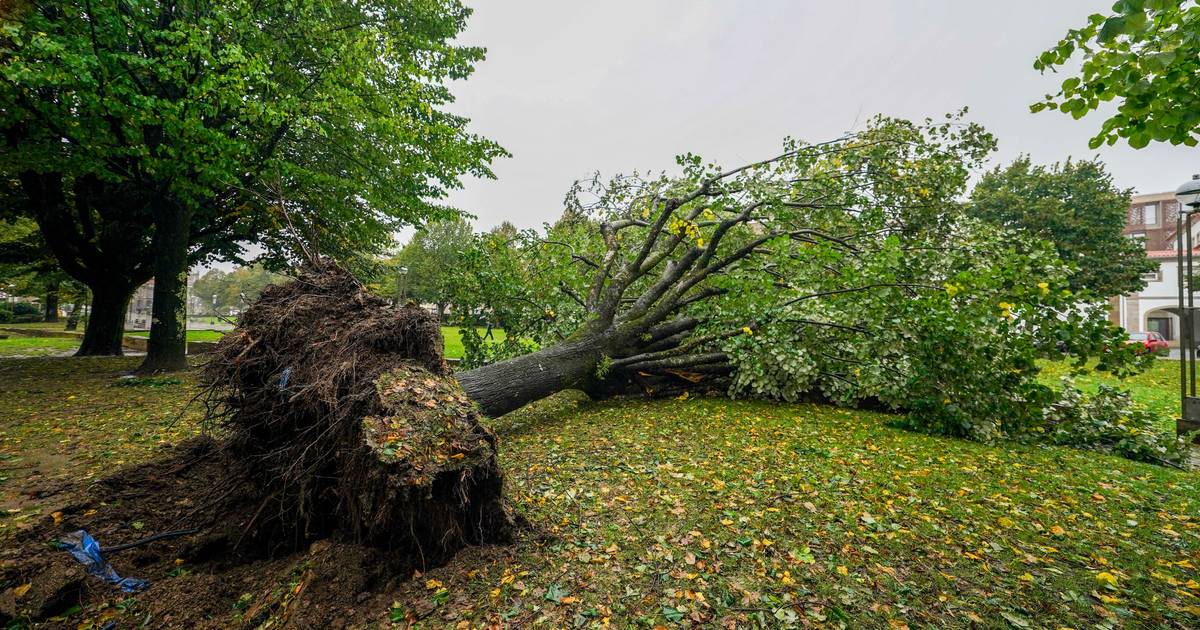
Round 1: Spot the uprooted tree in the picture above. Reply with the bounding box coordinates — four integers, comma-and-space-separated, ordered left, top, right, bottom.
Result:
448, 115, 1160, 449
2, 114, 1180, 627
203, 112, 1175, 562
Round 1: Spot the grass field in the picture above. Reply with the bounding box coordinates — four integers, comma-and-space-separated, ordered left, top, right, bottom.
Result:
1, 356, 1197, 628
441, 326, 507, 360
0, 325, 504, 359
124, 329, 226, 342
0, 336, 82, 357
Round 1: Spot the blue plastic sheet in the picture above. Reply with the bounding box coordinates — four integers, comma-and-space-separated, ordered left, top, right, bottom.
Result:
57, 530, 148, 592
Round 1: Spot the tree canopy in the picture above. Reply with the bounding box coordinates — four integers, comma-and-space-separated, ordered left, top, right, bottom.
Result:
448, 114, 1173, 461
1033, 0, 1200, 148
969, 156, 1154, 298
387, 216, 475, 315
0, 0, 504, 361
191, 264, 282, 317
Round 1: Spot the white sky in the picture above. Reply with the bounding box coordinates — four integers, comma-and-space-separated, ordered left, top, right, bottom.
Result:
444, 0, 1198, 232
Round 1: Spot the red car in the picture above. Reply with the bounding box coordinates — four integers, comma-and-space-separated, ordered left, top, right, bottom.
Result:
1127, 331, 1169, 355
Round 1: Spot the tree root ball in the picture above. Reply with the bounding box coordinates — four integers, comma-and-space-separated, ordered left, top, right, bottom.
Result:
201, 260, 511, 558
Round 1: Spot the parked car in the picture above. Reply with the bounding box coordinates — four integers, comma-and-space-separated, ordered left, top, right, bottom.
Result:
1127, 331, 1169, 355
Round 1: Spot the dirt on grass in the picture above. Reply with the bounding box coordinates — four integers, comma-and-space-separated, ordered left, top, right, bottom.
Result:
1, 261, 515, 629
1, 437, 511, 628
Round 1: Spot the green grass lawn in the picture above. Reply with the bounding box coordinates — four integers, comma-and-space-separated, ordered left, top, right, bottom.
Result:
0, 321, 69, 330
124, 329, 226, 343
441, 326, 507, 360
1, 325, 502, 358
0, 336, 82, 357
1, 356, 1196, 628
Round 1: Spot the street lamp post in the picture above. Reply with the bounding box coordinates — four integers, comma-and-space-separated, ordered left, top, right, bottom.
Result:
1174, 175, 1200, 435
396, 266, 409, 306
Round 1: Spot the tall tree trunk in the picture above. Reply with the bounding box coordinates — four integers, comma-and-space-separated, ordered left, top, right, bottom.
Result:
64, 293, 86, 331
456, 336, 606, 417
138, 204, 192, 373
76, 283, 130, 356
43, 282, 59, 322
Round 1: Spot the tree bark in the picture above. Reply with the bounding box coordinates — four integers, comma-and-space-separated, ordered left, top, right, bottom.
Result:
138, 204, 192, 373
456, 336, 606, 417
42, 282, 59, 322
76, 283, 130, 356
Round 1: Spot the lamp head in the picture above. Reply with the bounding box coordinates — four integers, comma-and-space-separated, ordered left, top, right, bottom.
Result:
1177, 174, 1200, 210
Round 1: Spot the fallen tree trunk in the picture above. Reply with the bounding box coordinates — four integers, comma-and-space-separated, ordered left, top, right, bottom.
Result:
456, 336, 607, 417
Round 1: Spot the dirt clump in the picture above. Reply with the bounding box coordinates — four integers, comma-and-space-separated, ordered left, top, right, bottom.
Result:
0, 261, 512, 628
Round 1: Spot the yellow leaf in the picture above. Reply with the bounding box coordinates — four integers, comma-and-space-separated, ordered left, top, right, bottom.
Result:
425, 579, 443, 590
1096, 572, 1118, 587
1049, 525, 1066, 536
836, 565, 849, 576
1019, 573, 1034, 582
560, 596, 578, 604
998, 516, 1015, 529
51, 511, 62, 526
12, 583, 31, 598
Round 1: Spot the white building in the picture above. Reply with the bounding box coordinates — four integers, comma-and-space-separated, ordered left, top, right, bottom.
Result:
1111, 250, 1186, 345
1109, 191, 1200, 347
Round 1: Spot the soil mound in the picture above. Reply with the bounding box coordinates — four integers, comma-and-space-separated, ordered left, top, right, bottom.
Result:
0, 261, 512, 628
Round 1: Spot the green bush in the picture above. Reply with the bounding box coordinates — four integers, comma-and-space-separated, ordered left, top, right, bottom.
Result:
0, 302, 42, 323
1041, 378, 1190, 467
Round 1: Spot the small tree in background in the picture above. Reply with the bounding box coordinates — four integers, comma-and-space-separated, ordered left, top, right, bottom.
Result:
969, 156, 1155, 298
390, 217, 475, 318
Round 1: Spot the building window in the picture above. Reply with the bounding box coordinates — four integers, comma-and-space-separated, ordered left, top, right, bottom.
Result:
1141, 268, 1161, 282
1128, 231, 1146, 241
1148, 316, 1173, 340
1144, 202, 1159, 225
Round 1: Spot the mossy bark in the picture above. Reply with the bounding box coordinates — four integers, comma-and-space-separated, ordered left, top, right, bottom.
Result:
75, 283, 130, 356
139, 203, 191, 373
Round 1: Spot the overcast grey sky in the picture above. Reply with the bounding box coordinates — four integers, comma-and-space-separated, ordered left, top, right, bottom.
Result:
443, 0, 1197, 232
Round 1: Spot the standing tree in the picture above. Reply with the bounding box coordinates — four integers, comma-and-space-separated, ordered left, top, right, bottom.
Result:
969, 157, 1155, 298
190, 269, 229, 318
391, 217, 475, 318
0, 0, 504, 370
0, 216, 81, 322
1034, 0, 1200, 148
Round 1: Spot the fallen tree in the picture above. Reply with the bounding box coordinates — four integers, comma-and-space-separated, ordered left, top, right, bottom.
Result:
451, 115, 1138, 435
0, 115, 1166, 627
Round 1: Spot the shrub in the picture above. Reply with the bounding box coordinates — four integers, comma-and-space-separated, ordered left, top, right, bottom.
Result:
1041, 378, 1191, 467
3, 302, 44, 323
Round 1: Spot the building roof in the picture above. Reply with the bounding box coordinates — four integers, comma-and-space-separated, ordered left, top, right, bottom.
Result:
1147, 249, 1200, 259
1132, 191, 1177, 203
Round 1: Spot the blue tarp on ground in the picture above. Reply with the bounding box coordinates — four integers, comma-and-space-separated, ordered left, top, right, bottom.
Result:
57, 530, 148, 592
